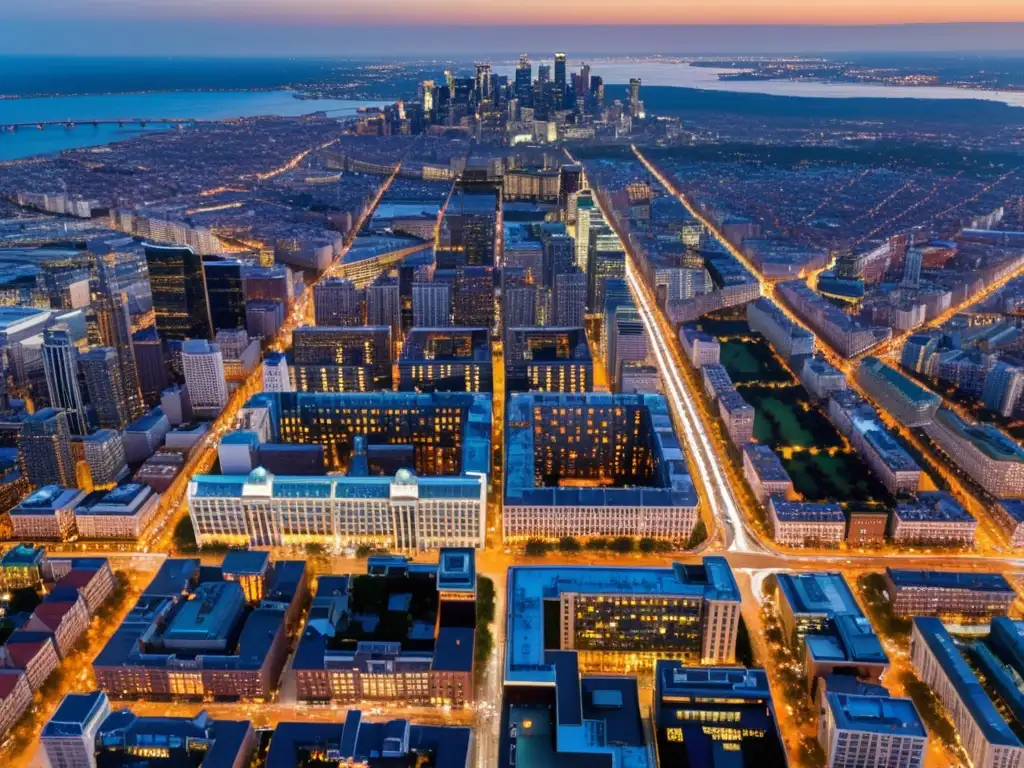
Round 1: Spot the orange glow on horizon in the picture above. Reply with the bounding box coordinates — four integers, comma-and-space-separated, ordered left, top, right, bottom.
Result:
47, 0, 1024, 26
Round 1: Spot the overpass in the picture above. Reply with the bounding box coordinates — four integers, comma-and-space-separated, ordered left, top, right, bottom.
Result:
1, 117, 205, 131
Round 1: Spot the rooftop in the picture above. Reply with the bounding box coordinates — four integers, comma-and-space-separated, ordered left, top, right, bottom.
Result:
934, 409, 1024, 464
506, 559, 739, 684
886, 568, 1014, 594
400, 327, 491, 363
770, 498, 845, 523
894, 492, 976, 524
826, 692, 926, 738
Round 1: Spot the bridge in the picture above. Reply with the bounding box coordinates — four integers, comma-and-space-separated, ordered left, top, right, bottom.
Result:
0, 117, 206, 132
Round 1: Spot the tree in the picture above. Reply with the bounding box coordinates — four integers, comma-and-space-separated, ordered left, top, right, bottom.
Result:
304, 542, 327, 557
585, 537, 610, 551
172, 517, 198, 553
525, 539, 551, 557
685, 519, 708, 550
477, 576, 495, 625
639, 537, 656, 553
558, 536, 582, 553
610, 536, 635, 553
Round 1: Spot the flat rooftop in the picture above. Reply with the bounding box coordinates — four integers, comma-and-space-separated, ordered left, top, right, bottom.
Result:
886, 568, 1014, 594
400, 327, 491, 362
826, 692, 926, 738
506, 559, 739, 684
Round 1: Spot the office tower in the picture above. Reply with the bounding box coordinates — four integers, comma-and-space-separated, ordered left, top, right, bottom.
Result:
80, 429, 129, 487
160, 383, 193, 426
246, 299, 285, 340
412, 282, 451, 328
474, 63, 493, 105
131, 327, 168, 407
81, 347, 133, 430
574, 191, 595, 270
542, 230, 576, 285
587, 226, 626, 312
93, 258, 146, 422
38, 254, 91, 311
366, 273, 401, 340
902, 247, 923, 288
41, 691, 112, 768
292, 326, 393, 391
503, 277, 539, 331
244, 265, 293, 306
41, 328, 88, 435
203, 258, 247, 331
537, 63, 550, 83
983, 361, 1024, 417
19, 408, 76, 488
628, 78, 644, 117
554, 52, 567, 104
441, 189, 498, 268
144, 243, 214, 341
515, 54, 532, 109
603, 278, 633, 361
454, 266, 494, 328
590, 75, 604, 112
553, 270, 587, 327
314, 277, 364, 326
609, 305, 647, 385
181, 339, 228, 417
506, 327, 593, 393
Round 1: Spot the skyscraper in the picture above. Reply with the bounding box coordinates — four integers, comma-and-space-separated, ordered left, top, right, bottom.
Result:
132, 326, 169, 407
628, 78, 644, 118
574, 191, 595, 271
412, 281, 452, 328
203, 258, 247, 331
81, 347, 133, 430
515, 54, 533, 109
983, 362, 1024, 418
902, 247, 923, 288
144, 243, 214, 341
454, 266, 494, 329
181, 339, 228, 417
554, 270, 587, 328
19, 408, 76, 488
41, 328, 88, 436
366, 273, 402, 341
554, 53, 567, 107
314, 277, 364, 326
94, 256, 146, 422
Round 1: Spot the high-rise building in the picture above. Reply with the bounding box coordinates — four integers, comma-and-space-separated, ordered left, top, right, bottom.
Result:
79, 429, 129, 487
983, 361, 1024, 417
93, 257, 146, 422
554, 52, 567, 105
553, 270, 587, 327
609, 305, 647, 385
131, 327, 168, 407
244, 265, 293, 306
19, 408, 76, 488
454, 266, 494, 328
627, 78, 644, 118
314, 277, 364, 326
144, 243, 214, 341
412, 282, 451, 328
574, 191, 594, 270
292, 326, 393, 392
40, 690, 112, 768
81, 347, 133, 430
901, 247, 923, 288
181, 339, 228, 417
515, 54, 532, 109
203, 258, 247, 331
558, 164, 582, 217
440, 190, 498, 268
366, 273, 401, 341
245, 300, 285, 341
586, 226, 626, 312
41, 328, 88, 436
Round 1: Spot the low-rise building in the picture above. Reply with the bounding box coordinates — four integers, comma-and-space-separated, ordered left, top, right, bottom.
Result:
742, 444, 794, 504
680, 325, 720, 368
769, 497, 846, 547
93, 557, 307, 702
800, 356, 847, 400
883, 569, 1016, 620
74, 483, 159, 540
846, 509, 889, 546
924, 408, 1024, 499
654, 663, 787, 768
890, 492, 977, 547
9, 486, 85, 541
25, 593, 90, 658
294, 550, 477, 707
398, 327, 492, 393
995, 499, 1024, 548
818, 691, 927, 768
717, 390, 755, 446
701, 363, 734, 402
774, 572, 889, 692
747, 297, 816, 362
910, 617, 1024, 768
0, 670, 32, 741
0, 543, 45, 589
0, 631, 59, 691
856, 357, 941, 428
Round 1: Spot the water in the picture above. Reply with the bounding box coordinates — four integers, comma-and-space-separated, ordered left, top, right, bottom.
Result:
0, 90, 384, 161
585, 60, 1024, 107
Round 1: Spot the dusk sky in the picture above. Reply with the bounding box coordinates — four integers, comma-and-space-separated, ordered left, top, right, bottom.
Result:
2, 1, 1024, 56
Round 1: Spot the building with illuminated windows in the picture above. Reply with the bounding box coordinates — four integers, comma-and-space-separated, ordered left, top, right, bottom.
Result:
504, 392, 698, 542
855, 357, 941, 428
653, 663, 787, 768
505, 327, 593, 393
399, 327, 492, 393
143, 243, 214, 341
292, 326, 393, 392
923, 408, 1024, 499
910, 617, 1024, 768
890, 492, 977, 547
189, 391, 490, 550
293, 550, 477, 707
883, 569, 1016, 620
818, 690, 926, 768
93, 557, 307, 702
773, 573, 889, 694
266, 711, 471, 768
504, 557, 741, 684
42, 691, 256, 768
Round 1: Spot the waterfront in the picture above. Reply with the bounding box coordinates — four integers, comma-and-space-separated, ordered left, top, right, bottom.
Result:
0, 90, 384, 161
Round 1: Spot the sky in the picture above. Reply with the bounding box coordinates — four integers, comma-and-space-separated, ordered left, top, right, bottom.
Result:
2, 1, 1024, 56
